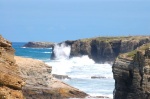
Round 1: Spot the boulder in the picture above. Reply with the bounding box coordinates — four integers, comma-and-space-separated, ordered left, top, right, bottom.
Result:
15, 56, 88, 99
0, 35, 25, 99
52, 74, 71, 79
113, 43, 150, 99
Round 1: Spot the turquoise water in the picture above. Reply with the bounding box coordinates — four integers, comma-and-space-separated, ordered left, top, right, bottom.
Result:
13, 42, 114, 98
13, 42, 52, 62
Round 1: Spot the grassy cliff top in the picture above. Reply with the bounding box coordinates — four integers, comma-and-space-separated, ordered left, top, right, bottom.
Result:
121, 43, 150, 59
80, 36, 150, 42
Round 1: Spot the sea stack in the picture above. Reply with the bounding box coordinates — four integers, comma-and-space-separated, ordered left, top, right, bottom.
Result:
0, 35, 25, 99
113, 43, 150, 99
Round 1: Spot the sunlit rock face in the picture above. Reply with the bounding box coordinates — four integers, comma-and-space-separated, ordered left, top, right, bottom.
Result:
0, 35, 25, 99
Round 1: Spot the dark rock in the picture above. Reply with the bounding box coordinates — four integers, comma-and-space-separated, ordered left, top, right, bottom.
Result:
23, 42, 54, 48
112, 43, 150, 99
91, 76, 106, 79
51, 36, 150, 63
52, 74, 71, 79
86, 95, 110, 98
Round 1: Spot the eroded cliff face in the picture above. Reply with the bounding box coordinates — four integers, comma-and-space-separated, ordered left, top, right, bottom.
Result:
0, 35, 25, 99
113, 43, 150, 99
63, 36, 150, 63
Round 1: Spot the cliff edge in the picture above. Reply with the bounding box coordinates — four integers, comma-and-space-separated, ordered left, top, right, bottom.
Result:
113, 43, 150, 99
0, 35, 25, 99
51, 36, 150, 63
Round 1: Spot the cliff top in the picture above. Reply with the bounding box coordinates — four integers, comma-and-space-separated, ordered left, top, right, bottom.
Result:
80, 36, 150, 42
120, 43, 150, 59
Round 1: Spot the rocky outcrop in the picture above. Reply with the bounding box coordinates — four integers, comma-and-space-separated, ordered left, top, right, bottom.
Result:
112, 43, 150, 99
15, 56, 88, 99
23, 42, 54, 48
52, 74, 71, 79
0, 35, 25, 99
56, 36, 150, 63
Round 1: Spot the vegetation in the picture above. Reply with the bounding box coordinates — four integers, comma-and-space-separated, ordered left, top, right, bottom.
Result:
125, 43, 150, 58
80, 36, 150, 43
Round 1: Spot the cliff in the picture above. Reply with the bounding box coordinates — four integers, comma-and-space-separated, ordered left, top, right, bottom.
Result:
0, 35, 25, 99
15, 56, 88, 99
113, 43, 150, 99
23, 42, 54, 48
57, 36, 150, 63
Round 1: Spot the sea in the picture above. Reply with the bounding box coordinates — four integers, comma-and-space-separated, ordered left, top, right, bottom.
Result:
12, 42, 115, 99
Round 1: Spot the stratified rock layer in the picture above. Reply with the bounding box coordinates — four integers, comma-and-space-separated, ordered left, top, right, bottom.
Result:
23, 42, 54, 48
53, 36, 150, 63
113, 43, 150, 99
15, 56, 88, 99
0, 35, 25, 99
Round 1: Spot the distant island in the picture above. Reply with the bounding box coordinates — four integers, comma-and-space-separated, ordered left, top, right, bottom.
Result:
23, 41, 54, 48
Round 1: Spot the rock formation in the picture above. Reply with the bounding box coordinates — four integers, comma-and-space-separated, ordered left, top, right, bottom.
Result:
23, 42, 54, 48
15, 56, 88, 99
0, 35, 25, 99
113, 43, 150, 99
53, 36, 150, 63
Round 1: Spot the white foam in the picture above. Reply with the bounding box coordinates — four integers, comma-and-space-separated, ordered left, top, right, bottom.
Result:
21, 47, 27, 48
46, 55, 113, 79
42, 52, 52, 53
46, 59, 72, 75
53, 43, 71, 60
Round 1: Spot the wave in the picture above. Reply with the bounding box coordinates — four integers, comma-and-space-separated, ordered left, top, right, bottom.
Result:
42, 52, 52, 53
21, 47, 52, 49
21, 47, 27, 48
53, 43, 71, 60
46, 55, 113, 79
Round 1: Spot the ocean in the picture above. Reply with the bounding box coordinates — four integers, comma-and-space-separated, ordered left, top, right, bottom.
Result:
13, 42, 115, 99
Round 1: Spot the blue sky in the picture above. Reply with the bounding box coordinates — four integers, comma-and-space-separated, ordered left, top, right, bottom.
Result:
0, 0, 150, 42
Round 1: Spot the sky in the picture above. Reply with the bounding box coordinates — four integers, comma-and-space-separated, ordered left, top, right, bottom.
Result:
0, 0, 150, 42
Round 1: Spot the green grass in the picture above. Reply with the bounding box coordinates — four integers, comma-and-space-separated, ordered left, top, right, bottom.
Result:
126, 50, 138, 58
80, 36, 150, 43
125, 43, 150, 58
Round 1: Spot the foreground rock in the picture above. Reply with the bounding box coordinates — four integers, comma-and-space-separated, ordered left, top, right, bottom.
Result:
113, 43, 150, 99
23, 42, 54, 48
51, 36, 150, 63
0, 35, 25, 99
15, 56, 88, 99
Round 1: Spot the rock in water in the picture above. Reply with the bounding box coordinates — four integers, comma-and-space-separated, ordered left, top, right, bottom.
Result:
23, 42, 54, 48
52, 74, 71, 79
15, 56, 88, 99
113, 43, 150, 99
0, 35, 25, 99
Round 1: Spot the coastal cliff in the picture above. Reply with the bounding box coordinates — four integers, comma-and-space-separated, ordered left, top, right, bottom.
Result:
15, 56, 88, 99
61, 36, 150, 63
113, 43, 150, 99
23, 42, 54, 48
0, 35, 25, 99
